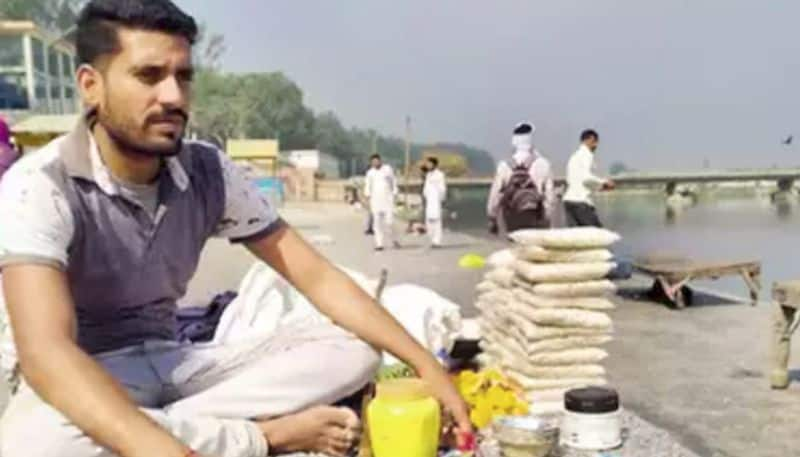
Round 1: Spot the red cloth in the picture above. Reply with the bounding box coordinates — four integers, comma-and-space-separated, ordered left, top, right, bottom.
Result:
0, 117, 19, 181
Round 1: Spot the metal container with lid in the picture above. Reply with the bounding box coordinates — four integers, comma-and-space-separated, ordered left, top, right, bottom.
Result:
560, 387, 623, 451
493, 414, 560, 457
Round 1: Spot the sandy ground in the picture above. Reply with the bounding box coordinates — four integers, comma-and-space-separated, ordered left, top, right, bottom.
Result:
1, 202, 797, 456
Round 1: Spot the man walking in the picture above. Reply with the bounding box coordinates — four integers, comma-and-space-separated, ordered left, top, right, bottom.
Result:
0, 2, 470, 456
423, 157, 447, 248
487, 122, 555, 235
563, 129, 614, 227
364, 154, 399, 251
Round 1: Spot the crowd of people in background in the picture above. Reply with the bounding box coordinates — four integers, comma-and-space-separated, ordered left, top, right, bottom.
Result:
359, 121, 615, 252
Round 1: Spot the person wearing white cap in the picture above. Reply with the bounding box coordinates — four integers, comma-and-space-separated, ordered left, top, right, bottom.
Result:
487, 122, 555, 235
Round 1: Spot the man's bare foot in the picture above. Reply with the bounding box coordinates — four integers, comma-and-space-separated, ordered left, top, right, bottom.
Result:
258, 406, 361, 456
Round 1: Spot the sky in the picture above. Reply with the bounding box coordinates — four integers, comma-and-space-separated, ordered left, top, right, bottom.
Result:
175, 0, 800, 172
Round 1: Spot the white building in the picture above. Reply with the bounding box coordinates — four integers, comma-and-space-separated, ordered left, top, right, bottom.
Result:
0, 21, 78, 117
285, 149, 341, 179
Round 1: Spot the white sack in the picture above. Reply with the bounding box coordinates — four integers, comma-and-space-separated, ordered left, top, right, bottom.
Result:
524, 335, 613, 355
527, 348, 608, 366
215, 263, 462, 366
513, 288, 615, 311
529, 402, 566, 415
514, 260, 614, 284
526, 388, 570, 403
485, 267, 516, 288
515, 279, 617, 298
512, 363, 607, 379
476, 281, 498, 294
487, 249, 517, 269
377, 284, 463, 365
511, 318, 611, 341
516, 245, 613, 263
513, 305, 613, 330
509, 227, 621, 249
507, 370, 607, 391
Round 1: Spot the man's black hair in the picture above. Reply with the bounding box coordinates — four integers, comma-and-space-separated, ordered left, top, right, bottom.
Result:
76, 0, 198, 66
581, 129, 599, 142
427, 157, 439, 168
370, 154, 381, 161
513, 123, 533, 135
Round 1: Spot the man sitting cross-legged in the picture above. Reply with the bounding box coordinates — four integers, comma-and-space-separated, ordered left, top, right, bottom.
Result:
0, 1, 470, 456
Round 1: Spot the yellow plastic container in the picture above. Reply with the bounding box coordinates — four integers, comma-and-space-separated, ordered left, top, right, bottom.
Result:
367, 379, 441, 457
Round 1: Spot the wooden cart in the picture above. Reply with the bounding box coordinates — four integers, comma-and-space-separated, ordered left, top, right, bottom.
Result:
634, 256, 762, 309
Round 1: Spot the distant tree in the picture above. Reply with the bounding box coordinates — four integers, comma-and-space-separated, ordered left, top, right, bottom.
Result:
313, 111, 353, 159
416, 149, 469, 178
609, 161, 631, 176
191, 69, 317, 150
189, 70, 239, 146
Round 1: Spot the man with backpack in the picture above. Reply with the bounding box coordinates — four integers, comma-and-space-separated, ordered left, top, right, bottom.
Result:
487, 122, 555, 235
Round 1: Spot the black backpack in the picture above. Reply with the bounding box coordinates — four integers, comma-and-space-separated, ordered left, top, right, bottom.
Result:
500, 158, 545, 221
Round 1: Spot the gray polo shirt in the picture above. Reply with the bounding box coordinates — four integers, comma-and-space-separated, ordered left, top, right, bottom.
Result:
0, 119, 285, 354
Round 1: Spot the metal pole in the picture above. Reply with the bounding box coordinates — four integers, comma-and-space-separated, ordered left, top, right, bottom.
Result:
404, 115, 411, 206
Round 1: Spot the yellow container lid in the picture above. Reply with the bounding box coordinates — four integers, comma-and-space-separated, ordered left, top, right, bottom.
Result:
375, 379, 432, 402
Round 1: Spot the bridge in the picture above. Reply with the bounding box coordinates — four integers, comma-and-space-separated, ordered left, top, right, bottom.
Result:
394, 168, 800, 192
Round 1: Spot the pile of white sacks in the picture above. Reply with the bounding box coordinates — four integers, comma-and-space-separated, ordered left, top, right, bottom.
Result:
476, 227, 621, 414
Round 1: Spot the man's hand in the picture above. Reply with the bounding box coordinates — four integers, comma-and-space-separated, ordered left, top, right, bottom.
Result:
416, 361, 472, 437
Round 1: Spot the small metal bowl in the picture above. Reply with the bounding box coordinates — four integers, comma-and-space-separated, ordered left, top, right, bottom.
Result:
493, 415, 560, 457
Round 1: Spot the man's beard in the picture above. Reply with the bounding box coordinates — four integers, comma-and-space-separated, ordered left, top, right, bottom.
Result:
97, 106, 187, 158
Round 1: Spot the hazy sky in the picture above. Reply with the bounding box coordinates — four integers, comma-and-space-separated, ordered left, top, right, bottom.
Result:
175, 0, 799, 172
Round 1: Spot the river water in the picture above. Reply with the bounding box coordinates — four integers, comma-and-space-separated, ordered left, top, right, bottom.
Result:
446, 188, 799, 298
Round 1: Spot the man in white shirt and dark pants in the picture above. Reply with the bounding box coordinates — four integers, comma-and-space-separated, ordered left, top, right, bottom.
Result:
364, 154, 399, 250
563, 129, 615, 227
422, 157, 447, 248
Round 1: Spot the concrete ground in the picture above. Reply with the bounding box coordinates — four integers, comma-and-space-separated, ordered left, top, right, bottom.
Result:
1, 202, 797, 456
255, 203, 799, 457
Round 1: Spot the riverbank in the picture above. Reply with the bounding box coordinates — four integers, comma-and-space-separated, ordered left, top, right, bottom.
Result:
262, 202, 798, 457
0, 202, 796, 456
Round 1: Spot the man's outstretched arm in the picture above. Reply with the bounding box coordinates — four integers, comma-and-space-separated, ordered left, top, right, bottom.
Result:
2, 266, 190, 457
246, 226, 472, 434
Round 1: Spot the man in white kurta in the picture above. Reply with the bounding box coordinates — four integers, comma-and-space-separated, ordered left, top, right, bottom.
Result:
423, 158, 447, 248
364, 154, 398, 250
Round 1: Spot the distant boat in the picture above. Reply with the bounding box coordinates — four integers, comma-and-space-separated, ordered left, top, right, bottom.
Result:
783, 135, 793, 146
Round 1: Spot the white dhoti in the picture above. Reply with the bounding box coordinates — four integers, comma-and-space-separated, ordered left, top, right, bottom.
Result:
365, 165, 398, 250
423, 169, 447, 247
373, 208, 395, 249
426, 218, 443, 246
